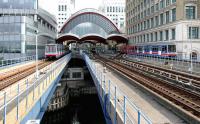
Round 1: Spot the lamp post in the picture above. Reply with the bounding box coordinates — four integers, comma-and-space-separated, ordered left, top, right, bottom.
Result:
190, 38, 193, 73
35, 30, 39, 78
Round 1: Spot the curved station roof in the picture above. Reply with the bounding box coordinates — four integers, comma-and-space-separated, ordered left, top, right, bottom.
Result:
57, 8, 128, 44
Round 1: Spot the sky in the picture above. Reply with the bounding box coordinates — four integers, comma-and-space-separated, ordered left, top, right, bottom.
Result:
39, 0, 103, 16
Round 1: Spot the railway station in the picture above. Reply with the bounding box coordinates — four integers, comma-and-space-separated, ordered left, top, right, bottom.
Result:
0, 1, 200, 124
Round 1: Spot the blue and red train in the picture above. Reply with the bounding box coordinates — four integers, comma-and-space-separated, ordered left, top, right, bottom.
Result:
119, 45, 176, 57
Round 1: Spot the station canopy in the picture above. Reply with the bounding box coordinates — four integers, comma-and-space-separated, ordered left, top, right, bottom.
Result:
57, 8, 128, 44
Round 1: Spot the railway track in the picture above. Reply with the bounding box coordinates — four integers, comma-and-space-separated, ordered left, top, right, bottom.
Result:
95, 55, 200, 122
120, 56, 200, 86
0, 61, 52, 90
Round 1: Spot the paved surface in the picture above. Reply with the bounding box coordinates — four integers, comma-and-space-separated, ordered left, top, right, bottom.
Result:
94, 60, 187, 124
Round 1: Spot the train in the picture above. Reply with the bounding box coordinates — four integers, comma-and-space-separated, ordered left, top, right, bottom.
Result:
118, 45, 177, 58
45, 44, 66, 59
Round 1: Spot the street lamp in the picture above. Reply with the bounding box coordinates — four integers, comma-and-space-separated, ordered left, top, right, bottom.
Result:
190, 39, 193, 73
35, 30, 39, 78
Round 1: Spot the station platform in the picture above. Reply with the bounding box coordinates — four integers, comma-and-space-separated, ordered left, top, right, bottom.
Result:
94, 60, 186, 124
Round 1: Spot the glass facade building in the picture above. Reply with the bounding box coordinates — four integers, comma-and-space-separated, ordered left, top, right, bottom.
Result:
0, 0, 37, 9
0, 0, 57, 59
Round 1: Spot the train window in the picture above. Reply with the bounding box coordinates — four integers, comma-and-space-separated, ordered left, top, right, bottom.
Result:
168, 45, 176, 52
162, 46, 167, 53
46, 45, 56, 53
152, 47, 158, 52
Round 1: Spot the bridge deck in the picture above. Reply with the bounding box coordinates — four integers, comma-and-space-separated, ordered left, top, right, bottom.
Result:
93, 60, 185, 124
0, 54, 71, 124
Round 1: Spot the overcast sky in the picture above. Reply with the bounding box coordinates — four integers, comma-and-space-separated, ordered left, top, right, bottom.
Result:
39, 0, 102, 16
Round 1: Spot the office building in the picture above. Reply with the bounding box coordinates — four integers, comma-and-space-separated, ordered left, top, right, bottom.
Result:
126, 0, 200, 60
0, 0, 57, 59
99, 0, 126, 32
57, 0, 75, 31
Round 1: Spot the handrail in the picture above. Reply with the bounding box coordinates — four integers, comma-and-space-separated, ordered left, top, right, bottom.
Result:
0, 55, 36, 68
0, 53, 71, 123
82, 53, 152, 124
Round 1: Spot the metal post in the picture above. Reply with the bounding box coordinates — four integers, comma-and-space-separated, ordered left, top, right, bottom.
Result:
26, 80, 29, 110
108, 80, 111, 113
43, 78, 45, 90
38, 80, 40, 95
123, 96, 126, 124
103, 75, 106, 99
1, 60, 3, 67
35, 30, 39, 78
138, 110, 141, 124
17, 83, 20, 120
3, 92, 7, 124
114, 86, 117, 124
33, 80, 35, 101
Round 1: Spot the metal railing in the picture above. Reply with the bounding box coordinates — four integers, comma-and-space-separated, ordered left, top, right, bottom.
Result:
126, 54, 200, 75
0, 53, 71, 124
83, 53, 152, 124
0, 56, 36, 69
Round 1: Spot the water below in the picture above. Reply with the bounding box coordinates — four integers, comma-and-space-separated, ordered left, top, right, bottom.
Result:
41, 94, 106, 124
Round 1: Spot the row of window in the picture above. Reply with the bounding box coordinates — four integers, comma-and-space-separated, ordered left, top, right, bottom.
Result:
0, 41, 21, 53
135, 45, 176, 53
131, 28, 176, 43
127, 0, 176, 19
106, 6, 125, 13
0, 0, 37, 9
128, 8, 176, 34
130, 26, 200, 43
58, 5, 67, 12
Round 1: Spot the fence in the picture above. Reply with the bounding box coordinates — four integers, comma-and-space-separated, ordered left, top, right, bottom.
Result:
0, 56, 36, 69
0, 53, 71, 124
126, 54, 200, 75
83, 53, 152, 124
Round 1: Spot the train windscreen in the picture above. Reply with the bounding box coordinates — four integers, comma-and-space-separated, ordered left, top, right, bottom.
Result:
46, 45, 56, 53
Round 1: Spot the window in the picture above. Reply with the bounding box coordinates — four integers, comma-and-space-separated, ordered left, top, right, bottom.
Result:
155, 16, 159, 26
166, 0, 170, 6
151, 18, 154, 28
147, 34, 149, 42
160, 0, 164, 9
186, 6, 196, 19
148, 8, 150, 15
143, 35, 146, 42
166, 11, 170, 23
155, 3, 159, 11
172, 8, 176, 21
160, 13, 164, 25
144, 21, 146, 29
171, 28, 176, 40
151, 6, 154, 13
72, 72, 82, 78
160, 31, 163, 41
165, 30, 169, 40
155, 32, 158, 41
189, 27, 199, 39
147, 20, 150, 29
151, 33, 154, 41
59, 5, 61, 11
172, 0, 176, 3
